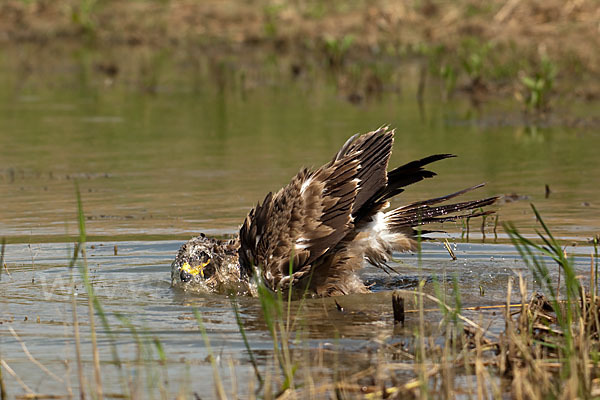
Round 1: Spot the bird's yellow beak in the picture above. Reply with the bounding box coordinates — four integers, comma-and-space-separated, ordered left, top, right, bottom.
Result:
181, 260, 210, 279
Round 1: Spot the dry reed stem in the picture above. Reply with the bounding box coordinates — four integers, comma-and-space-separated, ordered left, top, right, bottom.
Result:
70, 272, 85, 400
284, 367, 377, 398
63, 358, 73, 400
403, 303, 523, 314
417, 279, 428, 397
8, 327, 64, 383
0, 360, 5, 400
443, 239, 457, 260
0, 329, 5, 400
591, 252, 596, 300
475, 327, 487, 400
0, 360, 34, 395
228, 356, 238, 399
494, 0, 521, 22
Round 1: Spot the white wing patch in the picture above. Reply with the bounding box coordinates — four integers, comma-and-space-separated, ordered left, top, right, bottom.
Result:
358, 211, 412, 262
300, 177, 313, 195
295, 236, 309, 250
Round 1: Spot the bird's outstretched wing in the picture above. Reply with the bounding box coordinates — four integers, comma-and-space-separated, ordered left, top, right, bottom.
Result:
238, 127, 395, 290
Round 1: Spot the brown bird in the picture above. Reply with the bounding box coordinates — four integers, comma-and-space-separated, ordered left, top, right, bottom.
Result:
171, 127, 497, 297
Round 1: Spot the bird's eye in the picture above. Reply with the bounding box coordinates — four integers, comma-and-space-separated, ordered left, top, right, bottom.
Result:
199, 251, 209, 262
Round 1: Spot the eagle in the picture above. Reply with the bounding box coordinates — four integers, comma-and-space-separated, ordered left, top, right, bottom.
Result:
171, 126, 497, 297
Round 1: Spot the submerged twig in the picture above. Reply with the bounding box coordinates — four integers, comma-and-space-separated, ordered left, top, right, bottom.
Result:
392, 292, 405, 325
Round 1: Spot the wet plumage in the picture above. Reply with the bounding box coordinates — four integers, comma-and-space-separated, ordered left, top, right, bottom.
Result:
171, 127, 497, 297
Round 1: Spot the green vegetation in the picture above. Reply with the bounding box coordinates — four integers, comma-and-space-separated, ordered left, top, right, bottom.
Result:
503, 205, 600, 398
458, 38, 493, 88
520, 57, 558, 112
324, 34, 355, 68
1, 0, 597, 112
263, 3, 285, 38
70, 0, 99, 36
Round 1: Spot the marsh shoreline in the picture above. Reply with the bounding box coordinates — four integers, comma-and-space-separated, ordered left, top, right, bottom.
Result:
1, 0, 599, 111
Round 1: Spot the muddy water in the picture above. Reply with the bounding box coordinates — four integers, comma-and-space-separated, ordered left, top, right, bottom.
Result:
1, 53, 599, 398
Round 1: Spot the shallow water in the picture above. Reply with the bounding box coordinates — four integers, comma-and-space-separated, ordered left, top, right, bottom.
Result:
1, 49, 599, 397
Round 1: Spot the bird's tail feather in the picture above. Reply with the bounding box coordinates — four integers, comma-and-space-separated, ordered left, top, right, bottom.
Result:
385, 184, 498, 233
360, 184, 497, 269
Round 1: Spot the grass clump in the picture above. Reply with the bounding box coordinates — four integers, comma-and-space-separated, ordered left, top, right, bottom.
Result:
324, 34, 355, 68
70, 0, 100, 37
504, 204, 600, 398
519, 56, 558, 112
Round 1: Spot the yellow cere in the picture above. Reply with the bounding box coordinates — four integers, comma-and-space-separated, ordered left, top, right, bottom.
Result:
181, 260, 210, 278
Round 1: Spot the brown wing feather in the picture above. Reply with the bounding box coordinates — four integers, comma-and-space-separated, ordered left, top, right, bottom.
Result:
238, 127, 396, 290
332, 126, 394, 211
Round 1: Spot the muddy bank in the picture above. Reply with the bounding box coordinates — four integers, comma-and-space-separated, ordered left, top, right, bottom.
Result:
1, 0, 599, 108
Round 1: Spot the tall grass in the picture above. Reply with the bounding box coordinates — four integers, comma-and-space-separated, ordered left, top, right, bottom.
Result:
506, 204, 579, 348
504, 204, 599, 398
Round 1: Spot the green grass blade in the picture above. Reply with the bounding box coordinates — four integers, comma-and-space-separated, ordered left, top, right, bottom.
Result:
230, 296, 263, 387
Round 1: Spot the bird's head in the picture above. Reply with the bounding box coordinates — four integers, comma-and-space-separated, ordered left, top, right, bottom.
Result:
171, 234, 241, 289
171, 234, 220, 286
